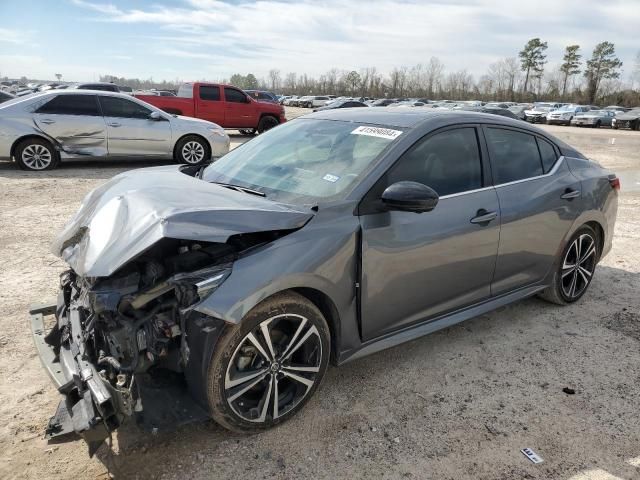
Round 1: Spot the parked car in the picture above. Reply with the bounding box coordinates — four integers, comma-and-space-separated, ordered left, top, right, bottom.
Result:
0, 91, 15, 104
33, 108, 618, 452
135, 82, 286, 133
507, 105, 528, 120
71, 82, 121, 92
372, 99, 397, 107
284, 96, 300, 106
612, 108, 640, 130
0, 90, 230, 170
245, 90, 279, 103
300, 96, 331, 108
313, 99, 368, 111
524, 103, 561, 123
570, 110, 616, 128
546, 105, 591, 125
604, 105, 630, 113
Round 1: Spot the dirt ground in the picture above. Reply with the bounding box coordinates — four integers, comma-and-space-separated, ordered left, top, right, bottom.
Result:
1, 110, 639, 480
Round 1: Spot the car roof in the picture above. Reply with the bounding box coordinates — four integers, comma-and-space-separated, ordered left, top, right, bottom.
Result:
305, 107, 529, 129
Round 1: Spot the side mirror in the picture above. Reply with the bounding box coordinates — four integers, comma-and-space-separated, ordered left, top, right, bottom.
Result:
245, 96, 252, 103
149, 111, 163, 120
381, 181, 439, 213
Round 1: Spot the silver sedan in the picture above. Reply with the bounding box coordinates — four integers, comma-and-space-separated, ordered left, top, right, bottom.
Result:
570, 110, 616, 128
0, 90, 230, 170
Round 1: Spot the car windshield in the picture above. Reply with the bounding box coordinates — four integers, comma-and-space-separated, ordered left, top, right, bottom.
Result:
202, 119, 403, 204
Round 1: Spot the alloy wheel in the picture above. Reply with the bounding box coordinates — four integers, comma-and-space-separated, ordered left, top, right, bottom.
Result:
21, 144, 52, 170
181, 141, 205, 164
224, 314, 322, 423
561, 233, 597, 300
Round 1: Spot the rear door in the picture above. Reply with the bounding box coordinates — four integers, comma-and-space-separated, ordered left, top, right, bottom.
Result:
33, 94, 108, 157
223, 87, 257, 128
196, 85, 225, 125
483, 126, 582, 295
98, 95, 171, 157
359, 126, 500, 340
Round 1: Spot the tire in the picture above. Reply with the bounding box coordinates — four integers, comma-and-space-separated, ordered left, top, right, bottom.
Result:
594, 120, 601, 128
613, 123, 619, 130
538, 225, 599, 305
239, 129, 256, 135
207, 291, 330, 433
15, 138, 59, 171
257, 115, 279, 134
174, 135, 210, 165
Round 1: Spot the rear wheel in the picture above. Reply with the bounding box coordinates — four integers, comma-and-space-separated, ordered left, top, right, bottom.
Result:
15, 138, 59, 171
174, 135, 210, 165
239, 129, 256, 135
539, 226, 599, 305
207, 292, 330, 432
257, 115, 279, 134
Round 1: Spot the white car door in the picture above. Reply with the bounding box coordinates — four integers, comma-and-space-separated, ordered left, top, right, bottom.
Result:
98, 95, 172, 157
33, 93, 108, 157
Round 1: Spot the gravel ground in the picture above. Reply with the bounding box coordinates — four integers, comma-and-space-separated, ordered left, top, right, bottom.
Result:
0, 110, 639, 480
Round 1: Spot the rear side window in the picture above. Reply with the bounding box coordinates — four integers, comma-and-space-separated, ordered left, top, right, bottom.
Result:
200, 85, 220, 101
387, 127, 483, 196
485, 128, 543, 184
537, 138, 558, 173
224, 87, 247, 103
37, 94, 100, 116
99, 96, 152, 119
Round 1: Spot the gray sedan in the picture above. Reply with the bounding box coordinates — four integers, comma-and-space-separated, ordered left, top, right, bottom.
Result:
571, 109, 616, 128
32, 109, 618, 452
0, 90, 230, 170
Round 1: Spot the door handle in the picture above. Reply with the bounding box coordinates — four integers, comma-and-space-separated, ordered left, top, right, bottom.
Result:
561, 188, 581, 200
40, 119, 55, 124
470, 209, 498, 224
108, 122, 122, 127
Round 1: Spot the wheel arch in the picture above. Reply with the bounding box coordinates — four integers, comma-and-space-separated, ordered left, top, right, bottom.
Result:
291, 287, 341, 365
10, 134, 58, 160
584, 220, 605, 261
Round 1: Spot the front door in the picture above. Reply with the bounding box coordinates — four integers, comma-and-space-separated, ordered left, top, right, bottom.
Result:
359, 126, 500, 340
223, 87, 257, 128
197, 85, 225, 125
33, 93, 108, 157
98, 95, 171, 156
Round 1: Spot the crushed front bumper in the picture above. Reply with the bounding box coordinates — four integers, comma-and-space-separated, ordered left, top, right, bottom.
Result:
30, 302, 133, 456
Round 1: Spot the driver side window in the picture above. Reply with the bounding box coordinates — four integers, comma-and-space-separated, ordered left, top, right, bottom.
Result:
386, 127, 483, 197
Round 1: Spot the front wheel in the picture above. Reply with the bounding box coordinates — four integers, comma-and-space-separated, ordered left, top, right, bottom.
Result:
174, 135, 210, 165
538, 226, 599, 305
207, 292, 330, 432
594, 120, 601, 128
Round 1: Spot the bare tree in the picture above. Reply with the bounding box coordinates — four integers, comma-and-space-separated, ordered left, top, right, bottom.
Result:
268, 69, 281, 92
55, 73, 62, 82
425, 57, 444, 98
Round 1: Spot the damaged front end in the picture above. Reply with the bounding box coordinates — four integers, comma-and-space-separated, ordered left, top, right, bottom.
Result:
31, 240, 239, 455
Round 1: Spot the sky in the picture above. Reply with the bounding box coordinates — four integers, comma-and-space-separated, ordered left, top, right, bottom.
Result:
0, 0, 638, 83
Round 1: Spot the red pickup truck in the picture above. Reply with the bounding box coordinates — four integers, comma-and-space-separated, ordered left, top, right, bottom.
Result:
135, 82, 286, 134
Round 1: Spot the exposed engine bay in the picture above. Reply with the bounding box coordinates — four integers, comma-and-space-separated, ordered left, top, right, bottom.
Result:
35, 231, 288, 455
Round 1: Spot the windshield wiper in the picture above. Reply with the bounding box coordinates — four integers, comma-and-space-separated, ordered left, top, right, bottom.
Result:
212, 182, 266, 197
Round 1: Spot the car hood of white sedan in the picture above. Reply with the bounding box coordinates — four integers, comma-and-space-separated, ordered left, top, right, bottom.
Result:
51, 165, 313, 277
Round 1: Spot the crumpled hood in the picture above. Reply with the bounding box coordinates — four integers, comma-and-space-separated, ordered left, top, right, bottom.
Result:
52, 165, 314, 277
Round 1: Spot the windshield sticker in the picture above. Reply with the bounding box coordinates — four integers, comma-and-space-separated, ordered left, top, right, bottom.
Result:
322, 174, 340, 183
351, 126, 403, 140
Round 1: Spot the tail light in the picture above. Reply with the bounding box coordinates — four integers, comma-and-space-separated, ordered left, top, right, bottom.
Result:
609, 176, 620, 190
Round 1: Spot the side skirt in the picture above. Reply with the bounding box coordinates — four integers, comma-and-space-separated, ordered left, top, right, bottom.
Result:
338, 283, 547, 365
